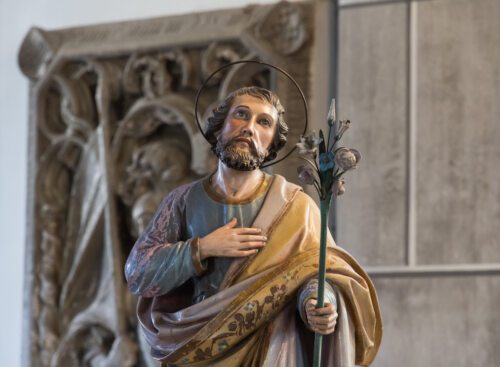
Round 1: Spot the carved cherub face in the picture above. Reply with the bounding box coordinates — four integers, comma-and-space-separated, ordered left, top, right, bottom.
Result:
119, 141, 190, 206
128, 142, 188, 183
215, 95, 278, 170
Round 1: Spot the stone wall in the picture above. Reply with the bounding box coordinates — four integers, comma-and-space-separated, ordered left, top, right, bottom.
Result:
336, 0, 500, 365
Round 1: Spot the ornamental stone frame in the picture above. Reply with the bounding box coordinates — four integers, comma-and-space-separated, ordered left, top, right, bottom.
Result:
18, 2, 334, 366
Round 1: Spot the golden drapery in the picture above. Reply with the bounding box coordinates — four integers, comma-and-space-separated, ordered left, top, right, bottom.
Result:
138, 176, 382, 366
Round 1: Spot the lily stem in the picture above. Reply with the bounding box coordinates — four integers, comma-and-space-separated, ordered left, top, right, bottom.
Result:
312, 195, 332, 367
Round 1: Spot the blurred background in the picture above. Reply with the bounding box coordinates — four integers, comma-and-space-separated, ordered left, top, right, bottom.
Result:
1, 0, 498, 366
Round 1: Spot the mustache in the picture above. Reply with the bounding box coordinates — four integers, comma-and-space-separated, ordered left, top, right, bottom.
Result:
224, 135, 259, 154
214, 134, 267, 171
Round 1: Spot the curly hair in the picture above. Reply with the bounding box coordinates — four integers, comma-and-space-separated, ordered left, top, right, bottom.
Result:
205, 86, 288, 163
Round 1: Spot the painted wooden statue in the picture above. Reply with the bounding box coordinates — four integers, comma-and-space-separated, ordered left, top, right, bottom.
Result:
124, 86, 382, 366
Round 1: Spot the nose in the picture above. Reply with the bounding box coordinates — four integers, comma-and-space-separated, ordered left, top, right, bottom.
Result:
240, 117, 257, 136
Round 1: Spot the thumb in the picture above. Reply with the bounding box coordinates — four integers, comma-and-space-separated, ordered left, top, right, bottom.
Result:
306, 298, 318, 308
225, 217, 238, 228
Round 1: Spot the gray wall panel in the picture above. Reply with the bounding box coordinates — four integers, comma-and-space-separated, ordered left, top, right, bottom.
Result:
336, 0, 500, 365
416, 0, 500, 265
372, 276, 500, 367
337, 3, 408, 266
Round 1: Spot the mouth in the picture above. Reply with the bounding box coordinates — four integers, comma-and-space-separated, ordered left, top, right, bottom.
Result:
234, 137, 252, 146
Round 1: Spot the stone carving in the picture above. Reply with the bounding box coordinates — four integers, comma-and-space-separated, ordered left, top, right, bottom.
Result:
37, 159, 71, 366
19, 2, 315, 366
256, 1, 309, 55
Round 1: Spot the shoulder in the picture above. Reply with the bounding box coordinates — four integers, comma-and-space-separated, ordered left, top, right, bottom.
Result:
269, 174, 303, 196
271, 174, 317, 204
290, 191, 320, 218
263, 174, 304, 210
294, 190, 318, 206
158, 179, 201, 211
167, 179, 200, 200
271, 176, 318, 215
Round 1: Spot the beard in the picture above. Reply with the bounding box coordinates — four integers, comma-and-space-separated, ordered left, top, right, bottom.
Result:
214, 136, 267, 171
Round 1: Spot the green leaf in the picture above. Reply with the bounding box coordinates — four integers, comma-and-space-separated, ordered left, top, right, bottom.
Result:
318, 129, 327, 154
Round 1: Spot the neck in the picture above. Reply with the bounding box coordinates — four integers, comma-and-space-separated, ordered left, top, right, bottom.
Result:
211, 161, 264, 200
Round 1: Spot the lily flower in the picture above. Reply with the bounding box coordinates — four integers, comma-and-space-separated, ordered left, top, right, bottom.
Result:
296, 131, 322, 157
334, 147, 361, 171
297, 165, 316, 185
335, 119, 351, 140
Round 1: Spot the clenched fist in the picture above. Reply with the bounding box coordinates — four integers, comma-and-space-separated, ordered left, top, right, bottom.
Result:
305, 299, 338, 335
199, 218, 267, 260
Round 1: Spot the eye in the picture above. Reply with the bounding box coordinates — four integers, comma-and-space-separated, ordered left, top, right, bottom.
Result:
258, 117, 272, 127
233, 108, 249, 119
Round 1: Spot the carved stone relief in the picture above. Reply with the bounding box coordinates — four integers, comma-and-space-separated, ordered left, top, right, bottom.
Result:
19, 2, 316, 366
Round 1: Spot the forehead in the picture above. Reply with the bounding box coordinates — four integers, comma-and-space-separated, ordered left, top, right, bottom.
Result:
230, 94, 278, 118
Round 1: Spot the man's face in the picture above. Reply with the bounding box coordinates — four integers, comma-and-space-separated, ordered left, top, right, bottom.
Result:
215, 94, 278, 170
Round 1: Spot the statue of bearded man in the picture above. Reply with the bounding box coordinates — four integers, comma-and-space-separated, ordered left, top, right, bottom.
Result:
124, 87, 382, 367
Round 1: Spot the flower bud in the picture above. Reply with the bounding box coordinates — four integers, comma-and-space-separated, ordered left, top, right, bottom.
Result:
331, 177, 346, 196
327, 98, 336, 125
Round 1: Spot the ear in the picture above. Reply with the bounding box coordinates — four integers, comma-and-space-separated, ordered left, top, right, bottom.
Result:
265, 150, 277, 162
214, 129, 223, 142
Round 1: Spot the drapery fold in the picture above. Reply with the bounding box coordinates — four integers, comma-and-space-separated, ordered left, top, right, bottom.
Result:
137, 175, 382, 366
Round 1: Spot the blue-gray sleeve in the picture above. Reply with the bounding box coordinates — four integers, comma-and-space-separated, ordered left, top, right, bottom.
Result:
297, 278, 338, 325
124, 185, 200, 297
